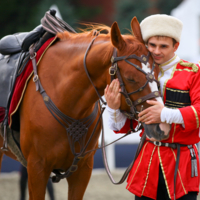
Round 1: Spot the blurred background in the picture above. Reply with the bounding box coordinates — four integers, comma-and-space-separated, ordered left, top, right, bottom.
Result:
1, 0, 200, 199
0, 0, 199, 61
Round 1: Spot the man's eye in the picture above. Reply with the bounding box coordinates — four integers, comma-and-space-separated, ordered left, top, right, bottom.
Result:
149, 43, 155, 47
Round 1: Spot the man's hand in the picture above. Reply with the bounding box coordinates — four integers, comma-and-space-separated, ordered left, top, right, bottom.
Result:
138, 100, 164, 124
104, 79, 121, 110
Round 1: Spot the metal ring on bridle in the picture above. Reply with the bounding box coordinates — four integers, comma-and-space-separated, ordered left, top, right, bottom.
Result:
30, 52, 37, 60
33, 75, 39, 82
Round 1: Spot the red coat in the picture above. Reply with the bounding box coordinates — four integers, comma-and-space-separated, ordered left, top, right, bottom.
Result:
115, 60, 200, 199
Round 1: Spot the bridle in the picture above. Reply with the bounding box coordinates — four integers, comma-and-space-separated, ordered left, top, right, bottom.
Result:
109, 48, 160, 120
84, 33, 160, 123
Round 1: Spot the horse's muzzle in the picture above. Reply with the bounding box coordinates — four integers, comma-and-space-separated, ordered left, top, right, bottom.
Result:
143, 123, 171, 141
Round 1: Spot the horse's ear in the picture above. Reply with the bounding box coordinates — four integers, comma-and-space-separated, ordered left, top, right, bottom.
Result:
111, 22, 125, 51
131, 17, 144, 44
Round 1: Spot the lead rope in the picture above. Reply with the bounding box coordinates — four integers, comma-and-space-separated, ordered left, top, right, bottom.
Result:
101, 104, 145, 184
83, 34, 107, 106
101, 124, 147, 184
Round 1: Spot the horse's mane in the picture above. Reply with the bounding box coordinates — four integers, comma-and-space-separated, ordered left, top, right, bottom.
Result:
56, 23, 113, 64
56, 23, 140, 64
57, 23, 111, 40
78, 23, 111, 34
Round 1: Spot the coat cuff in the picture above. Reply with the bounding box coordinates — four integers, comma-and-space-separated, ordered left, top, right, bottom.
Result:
179, 106, 199, 131
114, 119, 138, 134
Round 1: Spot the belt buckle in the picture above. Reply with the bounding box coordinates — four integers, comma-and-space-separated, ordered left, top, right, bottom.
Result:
153, 141, 162, 146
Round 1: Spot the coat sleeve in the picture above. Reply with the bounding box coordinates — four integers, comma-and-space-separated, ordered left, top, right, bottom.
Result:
179, 65, 200, 132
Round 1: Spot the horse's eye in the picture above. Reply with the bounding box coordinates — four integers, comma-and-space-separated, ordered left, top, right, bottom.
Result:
126, 78, 135, 83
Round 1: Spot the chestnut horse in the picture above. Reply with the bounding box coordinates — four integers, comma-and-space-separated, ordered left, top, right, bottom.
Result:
0, 17, 163, 200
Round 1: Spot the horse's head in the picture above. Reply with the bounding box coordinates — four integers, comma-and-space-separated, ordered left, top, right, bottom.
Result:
55, 19, 169, 140
109, 17, 169, 141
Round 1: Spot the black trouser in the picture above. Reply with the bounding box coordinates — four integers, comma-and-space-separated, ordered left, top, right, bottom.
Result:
19, 165, 55, 200
135, 165, 197, 200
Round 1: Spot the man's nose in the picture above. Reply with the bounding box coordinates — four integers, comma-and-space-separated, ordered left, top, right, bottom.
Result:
154, 47, 160, 54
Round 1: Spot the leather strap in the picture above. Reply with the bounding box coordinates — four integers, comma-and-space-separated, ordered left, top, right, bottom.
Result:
41, 10, 76, 35
133, 91, 160, 106
83, 34, 107, 105
174, 144, 180, 200
29, 44, 104, 182
148, 140, 186, 149
102, 130, 147, 184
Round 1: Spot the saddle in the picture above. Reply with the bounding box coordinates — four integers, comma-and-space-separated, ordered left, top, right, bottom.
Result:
0, 25, 54, 109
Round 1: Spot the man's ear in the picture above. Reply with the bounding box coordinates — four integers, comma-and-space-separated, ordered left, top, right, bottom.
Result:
174, 42, 179, 52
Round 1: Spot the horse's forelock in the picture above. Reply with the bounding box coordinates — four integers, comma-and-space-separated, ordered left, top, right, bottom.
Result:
122, 35, 144, 56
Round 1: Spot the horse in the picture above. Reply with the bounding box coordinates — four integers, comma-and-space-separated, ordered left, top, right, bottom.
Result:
0, 17, 165, 200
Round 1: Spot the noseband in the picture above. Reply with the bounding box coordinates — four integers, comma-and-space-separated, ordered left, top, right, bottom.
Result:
109, 48, 160, 119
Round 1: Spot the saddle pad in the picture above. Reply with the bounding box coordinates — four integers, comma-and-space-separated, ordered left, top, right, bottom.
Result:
8, 36, 57, 130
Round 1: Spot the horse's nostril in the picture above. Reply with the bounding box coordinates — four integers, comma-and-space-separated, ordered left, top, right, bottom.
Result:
156, 123, 164, 135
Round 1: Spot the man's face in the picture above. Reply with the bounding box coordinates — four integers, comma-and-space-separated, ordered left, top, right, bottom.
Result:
147, 36, 179, 65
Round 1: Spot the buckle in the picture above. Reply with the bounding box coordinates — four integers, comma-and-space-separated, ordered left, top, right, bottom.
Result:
30, 52, 37, 60
111, 56, 115, 63
33, 75, 39, 82
153, 141, 162, 146
125, 98, 133, 107
109, 66, 116, 75
70, 165, 78, 172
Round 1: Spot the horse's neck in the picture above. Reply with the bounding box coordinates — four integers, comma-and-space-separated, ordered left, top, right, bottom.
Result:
42, 37, 112, 118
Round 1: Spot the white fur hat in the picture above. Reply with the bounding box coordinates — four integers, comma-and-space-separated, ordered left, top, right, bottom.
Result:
140, 14, 183, 42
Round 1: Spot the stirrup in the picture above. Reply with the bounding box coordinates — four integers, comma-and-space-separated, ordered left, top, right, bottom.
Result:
1, 124, 8, 151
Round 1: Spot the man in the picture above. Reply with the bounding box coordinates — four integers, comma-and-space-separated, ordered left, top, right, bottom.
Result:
104, 14, 200, 200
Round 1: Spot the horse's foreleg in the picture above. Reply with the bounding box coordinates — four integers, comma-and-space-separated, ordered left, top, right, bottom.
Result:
27, 157, 52, 200
67, 154, 94, 200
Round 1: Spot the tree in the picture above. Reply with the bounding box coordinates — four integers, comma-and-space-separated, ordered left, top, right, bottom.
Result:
0, 0, 97, 38
114, 0, 183, 34
0, 0, 41, 37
